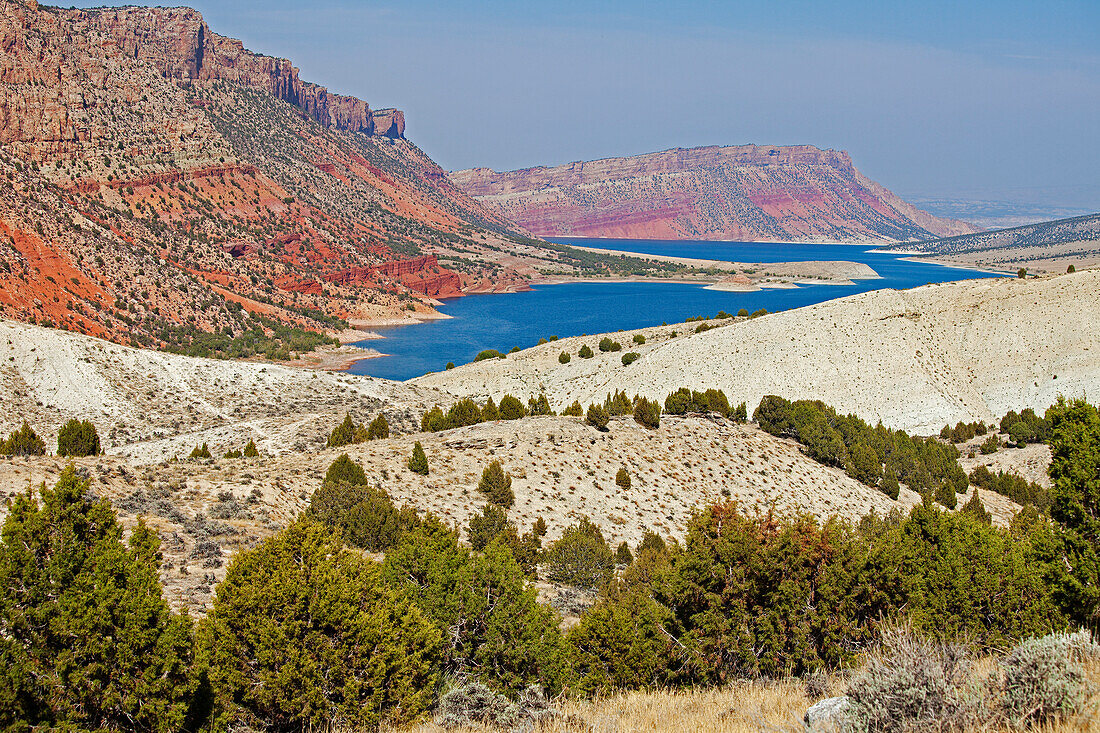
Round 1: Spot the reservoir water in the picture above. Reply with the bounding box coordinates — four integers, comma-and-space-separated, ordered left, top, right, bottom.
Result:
348, 238, 1003, 381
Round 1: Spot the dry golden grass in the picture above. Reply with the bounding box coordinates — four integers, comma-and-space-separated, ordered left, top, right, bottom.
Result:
384, 665, 1100, 733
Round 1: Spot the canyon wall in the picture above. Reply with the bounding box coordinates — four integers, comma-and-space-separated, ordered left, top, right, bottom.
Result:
451, 145, 979, 242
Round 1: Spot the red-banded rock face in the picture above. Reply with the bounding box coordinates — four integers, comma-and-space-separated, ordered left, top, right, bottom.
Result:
451, 145, 980, 242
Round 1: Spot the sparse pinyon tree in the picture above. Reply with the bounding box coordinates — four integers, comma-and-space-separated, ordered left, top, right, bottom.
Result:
478, 460, 515, 508
408, 440, 429, 476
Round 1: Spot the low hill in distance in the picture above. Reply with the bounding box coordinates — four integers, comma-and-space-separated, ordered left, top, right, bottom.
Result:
416, 269, 1100, 434
887, 212, 1100, 273
450, 145, 979, 242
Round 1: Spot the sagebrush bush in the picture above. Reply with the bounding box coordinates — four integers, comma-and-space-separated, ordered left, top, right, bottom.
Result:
998, 630, 1100, 727
847, 625, 984, 733
436, 682, 554, 730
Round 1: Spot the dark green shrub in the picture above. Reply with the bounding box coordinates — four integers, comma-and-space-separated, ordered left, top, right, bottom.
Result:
309, 479, 418, 552
616, 467, 631, 489
961, 491, 992, 525
980, 434, 1001, 454
0, 466, 196, 730
422, 406, 446, 432
446, 398, 484, 428
478, 460, 515, 508
189, 443, 211, 459
200, 520, 440, 730
475, 349, 505, 361
243, 439, 259, 458
558, 351, 571, 364
578, 344, 594, 358
605, 390, 634, 416
615, 542, 633, 565
1, 422, 46, 456
562, 400, 583, 417
408, 441, 429, 476
731, 402, 748, 422
383, 522, 566, 693
586, 404, 610, 430
468, 504, 511, 551
633, 398, 660, 429
633, 334, 645, 345
481, 397, 500, 422
528, 393, 553, 416
545, 517, 614, 588
598, 337, 614, 352
621, 352, 639, 366
737, 308, 749, 317
327, 412, 358, 447
499, 395, 527, 420
366, 414, 390, 440
323, 453, 368, 487
567, 590, 679, 694
224, 448, 242, 459
56, 419, 100, 457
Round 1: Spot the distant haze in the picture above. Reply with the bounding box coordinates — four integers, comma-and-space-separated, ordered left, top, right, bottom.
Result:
73, 0, 1100, 214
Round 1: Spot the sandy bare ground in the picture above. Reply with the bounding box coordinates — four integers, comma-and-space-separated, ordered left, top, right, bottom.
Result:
415, 270, 1100, 435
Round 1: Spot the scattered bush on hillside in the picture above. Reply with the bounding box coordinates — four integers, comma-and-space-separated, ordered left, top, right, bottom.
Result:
980, 434, 1001, 454
243, 439, 259, 457
960, 491, 992, 525
200, 520, 441, 730
969, 465, 1050, 511
408, 441, 429, 476
663, 387, 731, 417
475, 349, 505, 362
189, 443, 212, 459
939, 420, 989, 444
633, 334, 646, 345
224, 448, 242, 459
528, 393, 553, 416
481, 397, 500, 422
499, 395, 527, 420
999, 407, 1050, 445
604, 390, 634, 416
56, 418, 100, 457
545, 517, 614, 589
366, 414, 390, 440
615, 542, 633, 565
0, 422, 46, 456
422, 405, 446, 432
578, 344, 594, 359
586, 404, 610, 430
754, 395, 967, 502
616, 467, 631, 489
621, 352, 639, 366
633, 398, 660, 429
323, 453, 368, 487
326, 412, 358, 447
478, 460, 515, 508
558, 351, 570, 364
731, 401, 748, 422
309, 462, 419, 552
562, 400, 584, 417
0, 466, 196, 730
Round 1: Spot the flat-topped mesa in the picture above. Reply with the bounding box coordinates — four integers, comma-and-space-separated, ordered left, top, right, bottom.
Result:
81, 6, 402, 138
451, 144, 979, 242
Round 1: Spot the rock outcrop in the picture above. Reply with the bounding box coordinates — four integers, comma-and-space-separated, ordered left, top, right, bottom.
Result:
80, 6, 400, 137
451, 145, 979, 242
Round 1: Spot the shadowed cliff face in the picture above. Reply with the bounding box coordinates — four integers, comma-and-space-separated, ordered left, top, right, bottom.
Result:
451, 145, 980, 243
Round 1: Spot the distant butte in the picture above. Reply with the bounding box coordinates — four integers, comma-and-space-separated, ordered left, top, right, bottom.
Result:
450, 145, 980, 242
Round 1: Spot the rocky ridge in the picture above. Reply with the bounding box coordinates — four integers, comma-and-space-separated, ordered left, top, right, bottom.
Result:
451, 145, 979, 242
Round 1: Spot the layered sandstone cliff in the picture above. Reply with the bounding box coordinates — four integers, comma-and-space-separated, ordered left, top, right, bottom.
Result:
451, 145, 979, 242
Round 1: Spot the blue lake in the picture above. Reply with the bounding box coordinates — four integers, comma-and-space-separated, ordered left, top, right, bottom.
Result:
348, 238, 1003, 381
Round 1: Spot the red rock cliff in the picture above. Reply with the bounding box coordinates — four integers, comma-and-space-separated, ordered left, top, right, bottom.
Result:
81, 6, 402, 138
450, 145, 979, 242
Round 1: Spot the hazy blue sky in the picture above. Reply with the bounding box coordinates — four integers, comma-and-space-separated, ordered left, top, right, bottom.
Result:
76, 1, 1100, 207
